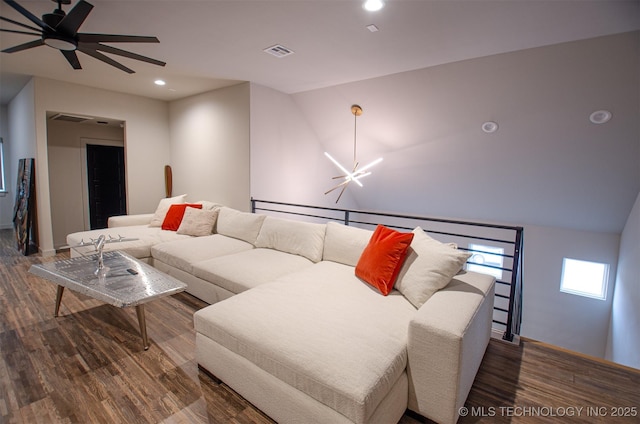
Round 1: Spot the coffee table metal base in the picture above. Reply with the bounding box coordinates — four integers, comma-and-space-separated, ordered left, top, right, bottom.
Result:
54, 284, 151, 350
31, 251, 186, 352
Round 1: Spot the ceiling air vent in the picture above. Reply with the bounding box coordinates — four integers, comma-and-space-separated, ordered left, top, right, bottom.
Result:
50, 113, 93, 123
264, 44, 294, 58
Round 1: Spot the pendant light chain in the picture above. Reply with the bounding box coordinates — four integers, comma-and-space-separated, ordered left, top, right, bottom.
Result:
353, 111, 358, 166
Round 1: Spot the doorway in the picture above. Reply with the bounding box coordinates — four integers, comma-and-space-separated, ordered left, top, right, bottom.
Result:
86, 144, 127, 229
47, 114, 126, 249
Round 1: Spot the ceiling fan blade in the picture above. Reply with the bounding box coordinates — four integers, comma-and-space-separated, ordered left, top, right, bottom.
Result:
78, 46, 134, 73
57, 0, 93, 35
0, 15, 41, 32
78, 33, 159, 43
0, 27, 40, 36
61, 49, 81, 69
2, 38, 43, 53
88, 42, 165, 67
3, 0, 55, 31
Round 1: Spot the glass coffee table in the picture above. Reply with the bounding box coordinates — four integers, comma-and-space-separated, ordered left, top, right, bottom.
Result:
29, 250, 187, 350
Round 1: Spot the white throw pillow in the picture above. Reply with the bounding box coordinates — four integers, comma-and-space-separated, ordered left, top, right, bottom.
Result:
149, 194, 187, 227
395, 226, 472, 309
216, 207, 266, 245
195, 200, 223, 211
322, 221, 373, 267
177, 207, 219, 236
255, 216, 326, 262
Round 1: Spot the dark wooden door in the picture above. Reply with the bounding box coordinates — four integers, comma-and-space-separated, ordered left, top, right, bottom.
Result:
86, 144, 126, 229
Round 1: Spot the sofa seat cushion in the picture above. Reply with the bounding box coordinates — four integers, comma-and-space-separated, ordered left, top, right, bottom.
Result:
192, 248, 314, 294
151, 234, 254, 274
194, 261, 416, 424
66, 225, 191, 259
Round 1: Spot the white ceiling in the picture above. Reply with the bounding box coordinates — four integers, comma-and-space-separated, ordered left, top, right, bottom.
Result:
1, 0, 639, 105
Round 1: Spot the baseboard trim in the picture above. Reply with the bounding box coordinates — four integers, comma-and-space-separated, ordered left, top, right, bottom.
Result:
40, 248, 57, 257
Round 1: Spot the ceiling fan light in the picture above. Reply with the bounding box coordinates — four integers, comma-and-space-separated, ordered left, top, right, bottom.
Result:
44, 36, 77, 51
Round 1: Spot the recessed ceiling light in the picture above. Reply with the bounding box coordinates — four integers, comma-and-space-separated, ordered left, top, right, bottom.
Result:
366, 24, 379, 32
154, 79, 166, 86
589, 110, 612, 124
481, 121, 499, 133
363, 0, 384, 12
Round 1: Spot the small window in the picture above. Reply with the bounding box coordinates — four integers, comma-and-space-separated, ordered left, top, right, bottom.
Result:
560, 258, 609, 300
467, 243, 504, 280
0, 138, 6, 193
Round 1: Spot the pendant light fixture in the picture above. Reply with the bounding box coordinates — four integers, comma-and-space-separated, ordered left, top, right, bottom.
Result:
324, 104, 383, 203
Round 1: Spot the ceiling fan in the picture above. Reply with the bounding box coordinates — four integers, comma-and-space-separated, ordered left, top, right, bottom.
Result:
0, 0, 165, 73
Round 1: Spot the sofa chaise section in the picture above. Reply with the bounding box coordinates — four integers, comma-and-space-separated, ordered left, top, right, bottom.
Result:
195, 265, 494, 424
195, 260, 417, 424
194, 220, 495, 424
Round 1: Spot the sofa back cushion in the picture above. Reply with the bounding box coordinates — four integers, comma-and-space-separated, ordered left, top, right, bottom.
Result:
322, 221, 373, 267
255, 216, 326, 262
216, 207, 266, 245
195, 200, 223, 211
149, 194, 187, 227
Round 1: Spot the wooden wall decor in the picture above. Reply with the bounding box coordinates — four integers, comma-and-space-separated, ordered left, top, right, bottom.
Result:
12, 158, 37, 255
164, 165, 173, 198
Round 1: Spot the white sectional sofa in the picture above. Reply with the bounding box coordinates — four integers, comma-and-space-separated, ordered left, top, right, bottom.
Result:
66, 198, 496, 424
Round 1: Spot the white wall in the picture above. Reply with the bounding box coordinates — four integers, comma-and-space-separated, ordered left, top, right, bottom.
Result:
520, 225, 619, 358
169, 83, 251, 211
47, 120, 124, 248
249, 83, 358, 209
0, 105, 12, 229
4, 80, 37, 234
31, 77, 170, 255
606, 192, 640, 369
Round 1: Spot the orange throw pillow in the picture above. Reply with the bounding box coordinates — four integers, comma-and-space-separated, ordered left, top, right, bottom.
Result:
161, 203, 202, 231
355, 224, 415, 295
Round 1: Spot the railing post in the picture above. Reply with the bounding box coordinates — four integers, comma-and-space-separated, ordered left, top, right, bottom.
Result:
503, 228, 523, 342
251, 198, 256, 213
344, 210, 350, 226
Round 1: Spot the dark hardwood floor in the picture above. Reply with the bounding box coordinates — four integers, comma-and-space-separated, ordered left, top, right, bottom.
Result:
1, 229, 638, 423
